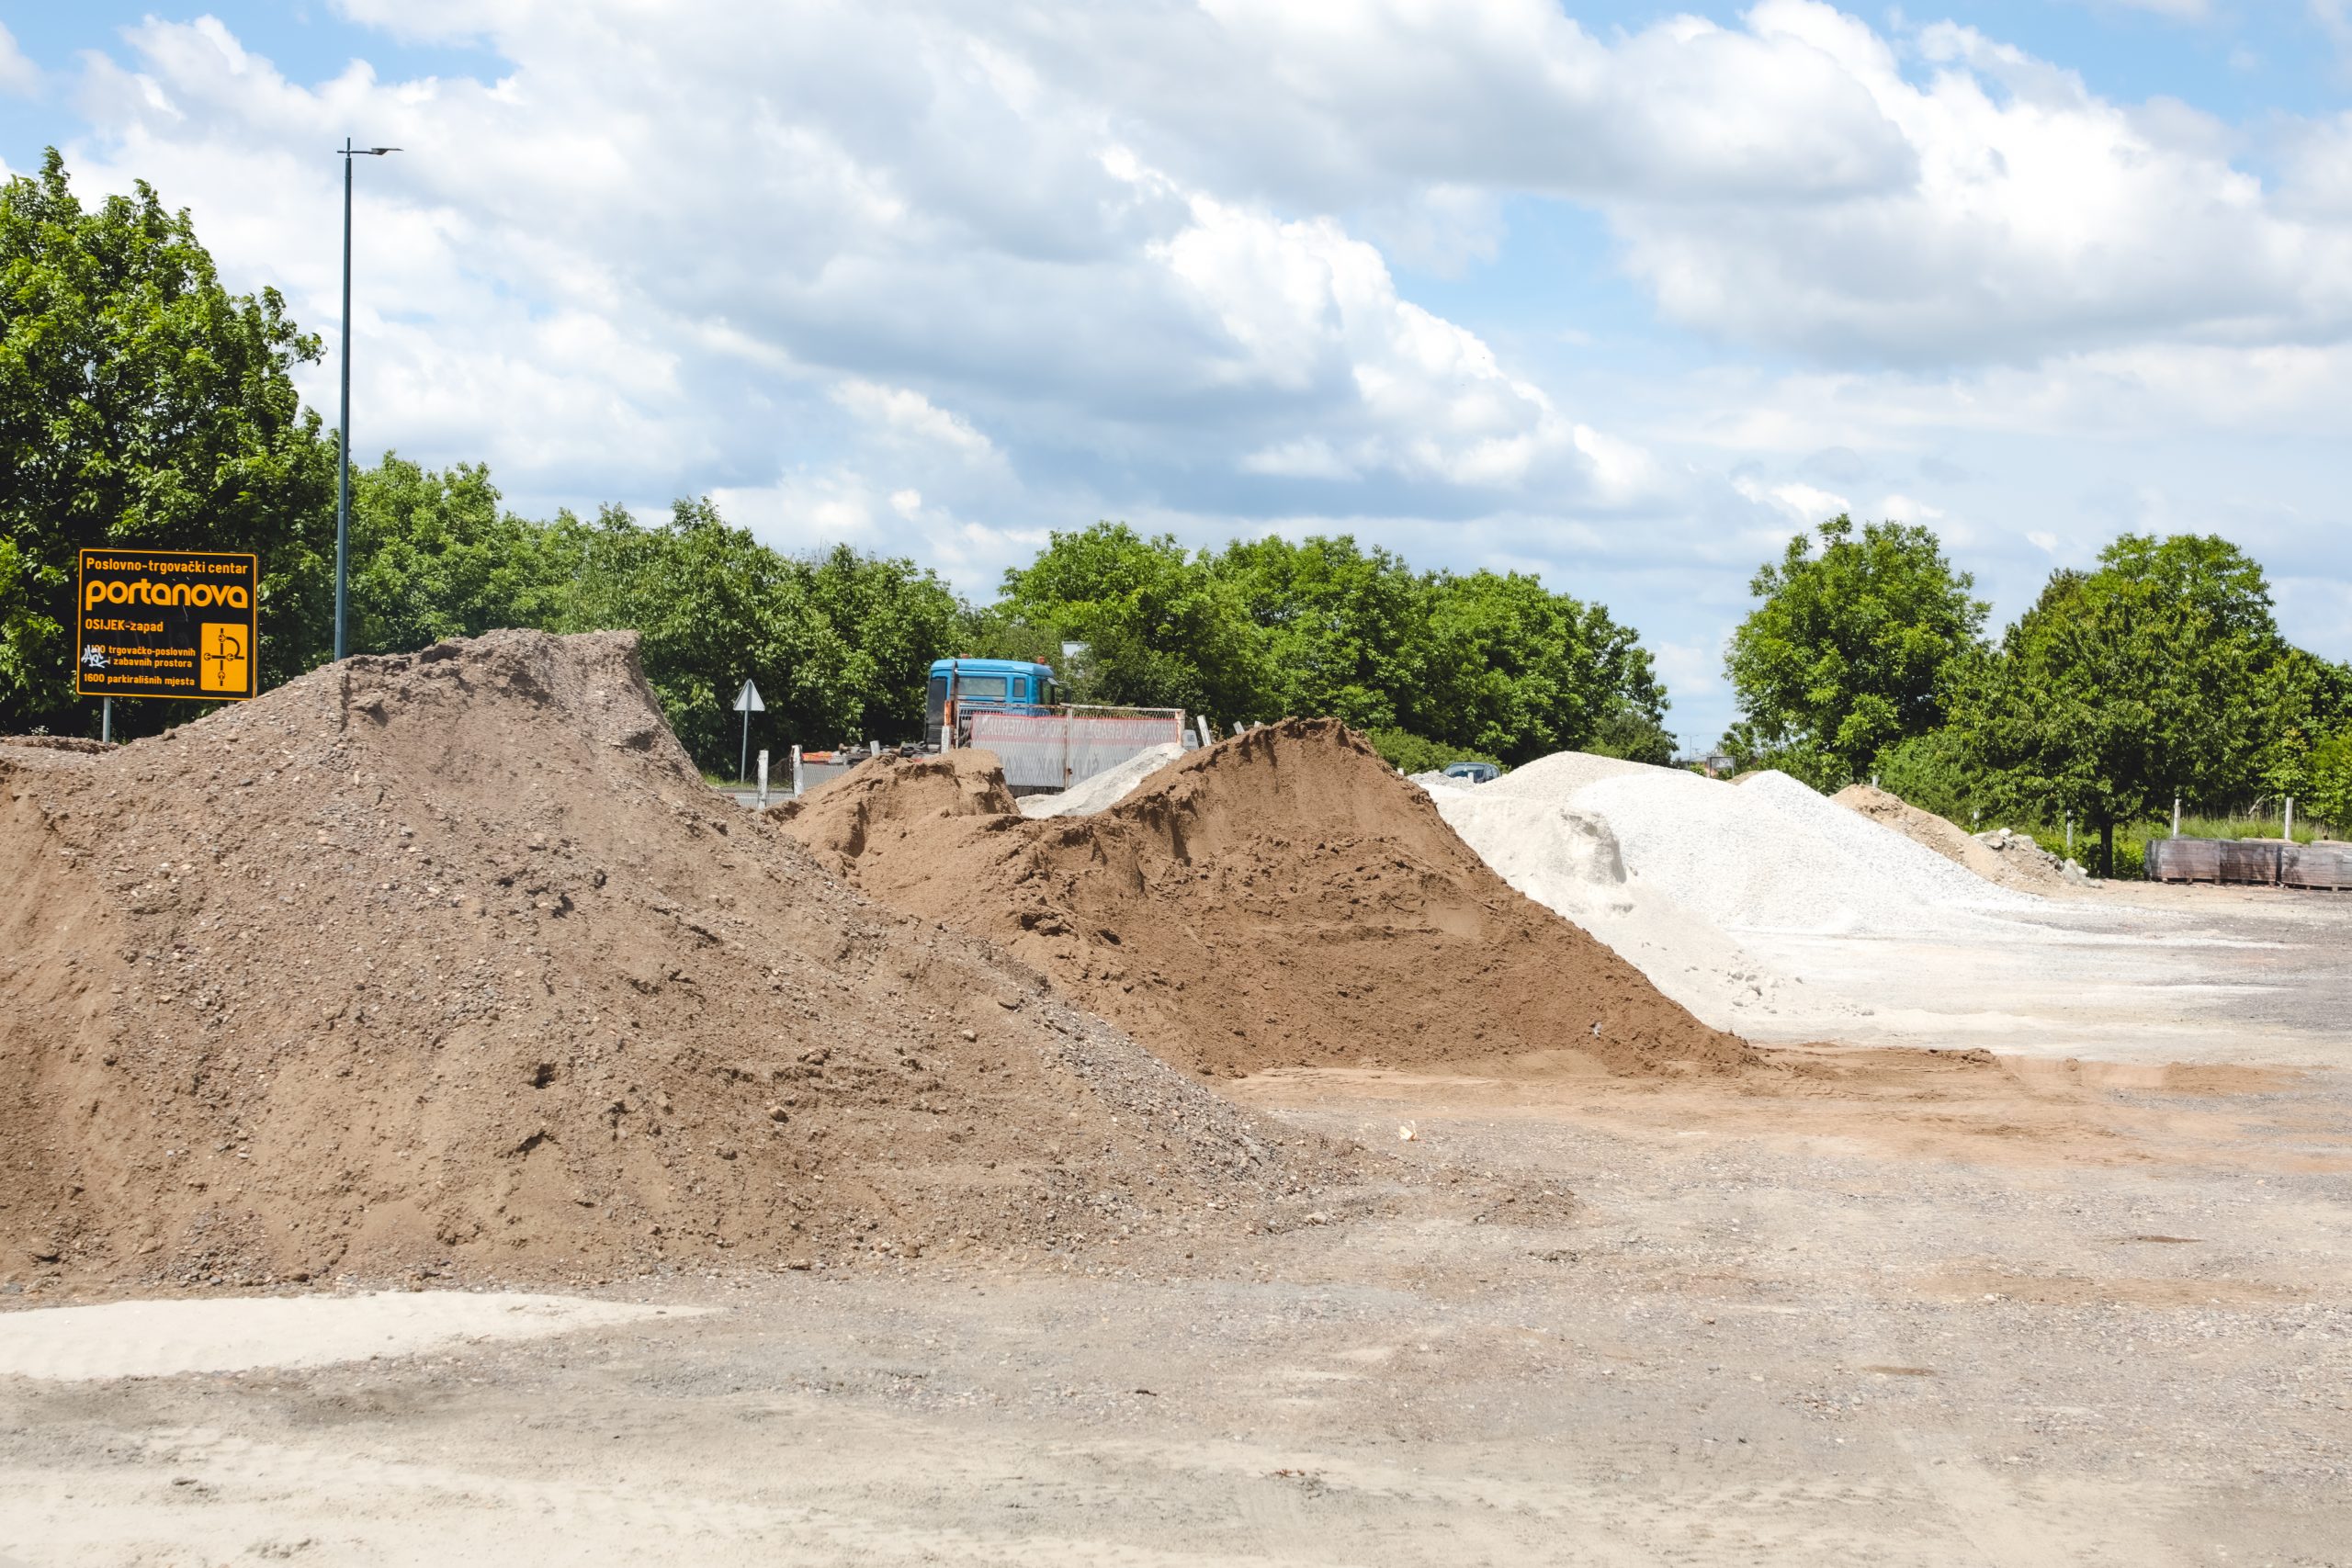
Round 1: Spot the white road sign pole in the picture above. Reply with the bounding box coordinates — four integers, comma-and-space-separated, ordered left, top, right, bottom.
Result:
734, 678, 764, 784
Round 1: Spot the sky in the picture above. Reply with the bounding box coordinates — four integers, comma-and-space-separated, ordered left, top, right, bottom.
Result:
2, 1, 2348, 750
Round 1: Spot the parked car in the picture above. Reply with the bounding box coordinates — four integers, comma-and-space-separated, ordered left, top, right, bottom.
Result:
1442, 761, 1500, 784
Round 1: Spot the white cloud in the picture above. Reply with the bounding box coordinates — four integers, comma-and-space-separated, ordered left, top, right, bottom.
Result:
36, 0, 2351, 749
1242, 437, 1356, 481
831, 380, 998, 461
0, 23, 39, 98
1876, 493, 1943, 524
1605, 5, 2352, 363
1735, 476, 1849, 524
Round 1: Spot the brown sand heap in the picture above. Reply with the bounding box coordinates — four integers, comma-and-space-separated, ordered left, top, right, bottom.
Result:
783, 718, 1754, 1079
0, 631, 1323, 1294
1833, 784, 2076, 893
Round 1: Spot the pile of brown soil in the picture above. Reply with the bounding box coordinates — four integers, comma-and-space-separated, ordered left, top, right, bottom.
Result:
0, 632, 1323, 1295
1833, 784, 2073, 893
783, 719, 1754, 1079
0, 735, 111, 754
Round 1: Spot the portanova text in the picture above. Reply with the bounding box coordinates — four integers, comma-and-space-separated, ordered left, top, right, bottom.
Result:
84, 579, 254, 611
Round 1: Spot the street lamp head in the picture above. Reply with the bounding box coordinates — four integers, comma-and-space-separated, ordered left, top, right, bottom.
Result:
338, 143, 403, 157
366, 147, 401, 155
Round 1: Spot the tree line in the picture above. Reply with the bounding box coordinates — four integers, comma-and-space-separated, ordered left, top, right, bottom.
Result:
0, 150, 1669, 775
1722, 515, 2352, 872
16, 146, 2341, 863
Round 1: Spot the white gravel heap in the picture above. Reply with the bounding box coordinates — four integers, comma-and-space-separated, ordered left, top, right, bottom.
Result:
1420, 750, 2050, 1032
1017, 742, 1185, 818
1427, 787, 1815, 1028
1476, 755, 2032, 936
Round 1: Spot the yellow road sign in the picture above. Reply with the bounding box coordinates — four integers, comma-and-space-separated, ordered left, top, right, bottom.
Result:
76, 548, 260, 703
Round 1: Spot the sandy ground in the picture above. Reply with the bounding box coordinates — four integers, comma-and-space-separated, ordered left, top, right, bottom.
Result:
4, 889, 2348, 1566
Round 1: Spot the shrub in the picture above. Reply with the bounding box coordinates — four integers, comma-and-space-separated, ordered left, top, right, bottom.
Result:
1871, 728, 1981, 824
1586, 706, 1677, 767
2307, 728, 2352, 835
1363, 727, 1503, 777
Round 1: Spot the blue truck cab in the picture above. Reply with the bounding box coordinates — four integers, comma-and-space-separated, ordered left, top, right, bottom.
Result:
926, 658, 1058, 747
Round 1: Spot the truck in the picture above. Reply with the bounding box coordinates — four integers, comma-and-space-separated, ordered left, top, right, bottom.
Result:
924, 658, 1059, 749
922, 656, 1197, 795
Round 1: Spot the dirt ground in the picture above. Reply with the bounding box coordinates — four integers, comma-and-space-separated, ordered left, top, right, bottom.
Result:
5, 903, 2348, 1565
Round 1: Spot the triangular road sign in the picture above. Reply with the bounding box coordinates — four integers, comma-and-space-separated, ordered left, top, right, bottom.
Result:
735, 679, 764, 713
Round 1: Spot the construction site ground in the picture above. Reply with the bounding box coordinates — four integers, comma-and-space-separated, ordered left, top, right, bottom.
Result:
5, 892, 2347, 1567
5, 643, 2347, 1567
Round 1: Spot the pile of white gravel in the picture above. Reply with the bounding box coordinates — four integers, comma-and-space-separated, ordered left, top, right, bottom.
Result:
1476, 751, 2031, 940
1554, 763, 2035, 937
1017, 742, 1185, 818
1419, 750, 2058, 1032
1426, 787, 1827, 1030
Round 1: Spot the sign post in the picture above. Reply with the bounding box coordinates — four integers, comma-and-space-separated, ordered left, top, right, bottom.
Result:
734, 678, 764, 784
76, 549, 260, 710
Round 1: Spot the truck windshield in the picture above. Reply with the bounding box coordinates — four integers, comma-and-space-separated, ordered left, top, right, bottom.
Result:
955, 675, 1009, 700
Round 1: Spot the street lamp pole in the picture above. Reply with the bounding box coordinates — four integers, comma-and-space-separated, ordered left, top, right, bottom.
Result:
335, 140, 400, 662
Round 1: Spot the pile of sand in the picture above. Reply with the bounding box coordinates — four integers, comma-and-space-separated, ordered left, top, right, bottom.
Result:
783, 719, 1754, 1080
1833, 784, 2080, 894
0, 631, 1322, 1294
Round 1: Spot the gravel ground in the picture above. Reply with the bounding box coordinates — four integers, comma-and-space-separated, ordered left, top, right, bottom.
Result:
1739, 890, 2352, 1064
4, 1042, 2346, 1566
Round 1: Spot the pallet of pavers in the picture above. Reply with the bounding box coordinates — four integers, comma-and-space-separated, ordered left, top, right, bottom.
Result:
2146, 837, 2222, 883
2282, 841, 2352, 891
2146, 837, 2283, 885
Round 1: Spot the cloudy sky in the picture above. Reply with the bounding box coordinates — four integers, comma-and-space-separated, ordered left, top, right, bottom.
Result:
4, 2, 2348, 748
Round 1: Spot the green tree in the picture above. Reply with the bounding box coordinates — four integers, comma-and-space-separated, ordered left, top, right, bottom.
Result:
996, 524, 1670, 764
1586, 706, 1677, 768
345, 454, 570, 655
1951, 534, 2280, 874
1417, 569, 1668, 766
553, 500, 856, 770
999, 522, 1272, 719
798, 542, 963, 740
543, 500, 963, 772
2306, 728, 2352, 834
1216, 534, 1426, 730
2245, 646, 2352, 802
955, 604, 1065, 669
1871, 726, 1982, 826
1724, 514, 1986, 785
0, 148, 334, 736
